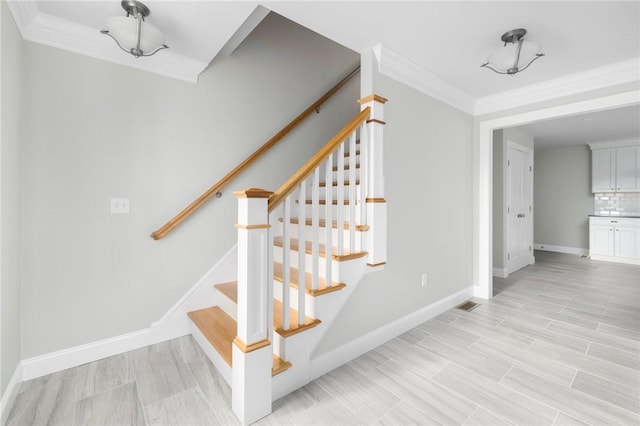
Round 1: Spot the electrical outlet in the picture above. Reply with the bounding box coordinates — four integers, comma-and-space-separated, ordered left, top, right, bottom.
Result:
110, 198, 130, 214
421, 273, 427, 287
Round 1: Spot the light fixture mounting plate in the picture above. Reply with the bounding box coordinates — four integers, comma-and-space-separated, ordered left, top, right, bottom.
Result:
501, 28, 527, 44
121, 0, 150, 18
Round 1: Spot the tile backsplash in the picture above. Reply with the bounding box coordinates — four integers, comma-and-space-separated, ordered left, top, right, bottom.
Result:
594, 193, 640, 216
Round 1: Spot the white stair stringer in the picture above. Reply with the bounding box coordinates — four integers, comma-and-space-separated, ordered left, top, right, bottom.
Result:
271, 255, 368, 400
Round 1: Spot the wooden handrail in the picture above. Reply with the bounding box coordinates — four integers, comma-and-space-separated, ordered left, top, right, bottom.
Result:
151, 66, 361, 240
268, 107, 371, 212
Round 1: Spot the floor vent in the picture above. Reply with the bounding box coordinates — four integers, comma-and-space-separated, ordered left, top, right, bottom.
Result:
456, 301, 479, 312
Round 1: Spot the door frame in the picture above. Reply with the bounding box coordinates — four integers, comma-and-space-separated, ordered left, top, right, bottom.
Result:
504, 141, 534, 275
473, 89, 640, 299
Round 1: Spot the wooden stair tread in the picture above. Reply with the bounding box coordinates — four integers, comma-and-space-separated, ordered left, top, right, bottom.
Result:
278, 217, 369, 231
274, 236, 368, 261
274, 262, 347, 296
188, 306, 235, 367
273, 298, 321, 337
214, 281, 238, 303
319, 180, 359, 187
273, 355, 292, 376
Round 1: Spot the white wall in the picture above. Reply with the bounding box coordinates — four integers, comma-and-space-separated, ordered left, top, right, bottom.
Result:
534, 145, 593, 251
315, 66, 474, 354
492, 127, 534, 270
19, 13, 359, 358
1, 1, 22, 395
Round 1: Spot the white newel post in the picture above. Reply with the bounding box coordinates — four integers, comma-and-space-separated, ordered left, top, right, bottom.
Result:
232, 188, 273, 425
358, 95, 388, 266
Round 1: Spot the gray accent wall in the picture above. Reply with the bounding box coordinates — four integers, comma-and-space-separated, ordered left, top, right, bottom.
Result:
315, 61, 474, 354
534, 146, 593, 250
19, 13, 359, 358
1, 2, 23, 395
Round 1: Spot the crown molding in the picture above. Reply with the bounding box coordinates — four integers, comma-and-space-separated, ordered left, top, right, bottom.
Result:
588, 137, 640, 150
6, 0, 38, 33
6, 3, 206, 83
373, 44, 476, 115
474, 58, 640, 115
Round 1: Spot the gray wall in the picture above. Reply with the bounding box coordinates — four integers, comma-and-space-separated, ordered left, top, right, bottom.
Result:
20, 13, 359, 358
492, 127, 534, 270
1, 2, 22, 394
316, 64, 474, 354
534, 146, 593, 250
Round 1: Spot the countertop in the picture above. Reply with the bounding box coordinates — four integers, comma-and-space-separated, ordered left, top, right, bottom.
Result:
589, 214, 640, 219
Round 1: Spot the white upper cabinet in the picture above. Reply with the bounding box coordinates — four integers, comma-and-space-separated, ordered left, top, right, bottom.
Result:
589, 140, 640, 193
616, 145, 640, 192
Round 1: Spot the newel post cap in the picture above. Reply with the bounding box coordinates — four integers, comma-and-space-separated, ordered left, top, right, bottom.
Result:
233, 188, 274, 199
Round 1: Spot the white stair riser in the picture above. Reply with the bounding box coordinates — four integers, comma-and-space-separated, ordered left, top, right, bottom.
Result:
272, 249, 343, 281
312, 185, 361, 201
302, 204, 362, 221
285, 225, 363, 248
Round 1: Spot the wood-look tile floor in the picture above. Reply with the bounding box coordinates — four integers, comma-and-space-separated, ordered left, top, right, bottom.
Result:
6, 251, 639, 425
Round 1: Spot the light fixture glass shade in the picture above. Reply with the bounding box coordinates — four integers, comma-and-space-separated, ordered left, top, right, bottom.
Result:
106, 16, 164, 53
486, 40, 542, 73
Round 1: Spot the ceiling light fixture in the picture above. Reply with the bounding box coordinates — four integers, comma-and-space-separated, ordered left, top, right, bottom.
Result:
101, 0, 168, 58
481, 28, 544, 75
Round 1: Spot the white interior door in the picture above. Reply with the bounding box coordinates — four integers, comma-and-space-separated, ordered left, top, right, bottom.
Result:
506, 142, 534, 274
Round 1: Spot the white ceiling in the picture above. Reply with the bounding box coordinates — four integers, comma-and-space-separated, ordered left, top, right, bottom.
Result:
518, 105, 640, 150
7, 1, 640, 148
266, 1, 640, 98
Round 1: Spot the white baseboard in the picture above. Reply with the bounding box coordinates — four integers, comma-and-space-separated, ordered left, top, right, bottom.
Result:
21, 329, 152, 381
492, 267, 507, 278
1, 362, 23, 424
534, 243, 588, 256
309, 286, 473, 381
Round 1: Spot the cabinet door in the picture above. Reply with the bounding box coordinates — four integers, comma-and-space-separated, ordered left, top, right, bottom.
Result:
592, 149, 615, 192
590, 224, 615, 256
614, 226, 640, 259
615, 145, 640, 192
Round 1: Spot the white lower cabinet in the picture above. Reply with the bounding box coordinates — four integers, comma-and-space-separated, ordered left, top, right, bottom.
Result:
589, 217, 640, 264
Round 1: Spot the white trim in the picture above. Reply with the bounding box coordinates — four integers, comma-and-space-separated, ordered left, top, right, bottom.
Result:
373, 44, 476, 115
0, 363, 23, 425
21, 329, 151, 381
474, 90, 640, 302
589, 254, 640, 265
309, 286, 473, 381
534, 244, 588, 256
5, 1, 37, 33
492, 267, 507, 278
475, 58, 640, 115
588, 138, 640, 150
6, 5, 206, 83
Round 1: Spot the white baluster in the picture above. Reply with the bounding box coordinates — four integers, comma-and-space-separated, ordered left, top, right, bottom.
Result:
337, 142, 345, 255
349, 133, 357, 253
312, 168, 320, 291
324, 153, 333, 288
297, 182, 306, 324
359, 123, 368, 228
282, 197, 291, 331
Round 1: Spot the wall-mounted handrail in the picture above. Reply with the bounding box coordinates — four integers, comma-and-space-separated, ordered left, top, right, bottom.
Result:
268, 107, 371, 212
150, 66, 360, 240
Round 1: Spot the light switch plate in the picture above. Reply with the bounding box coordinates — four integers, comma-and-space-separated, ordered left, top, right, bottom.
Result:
111, 198, 130, 214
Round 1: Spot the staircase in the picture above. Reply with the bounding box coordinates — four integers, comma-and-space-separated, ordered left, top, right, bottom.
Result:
174, 95, 386, 424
